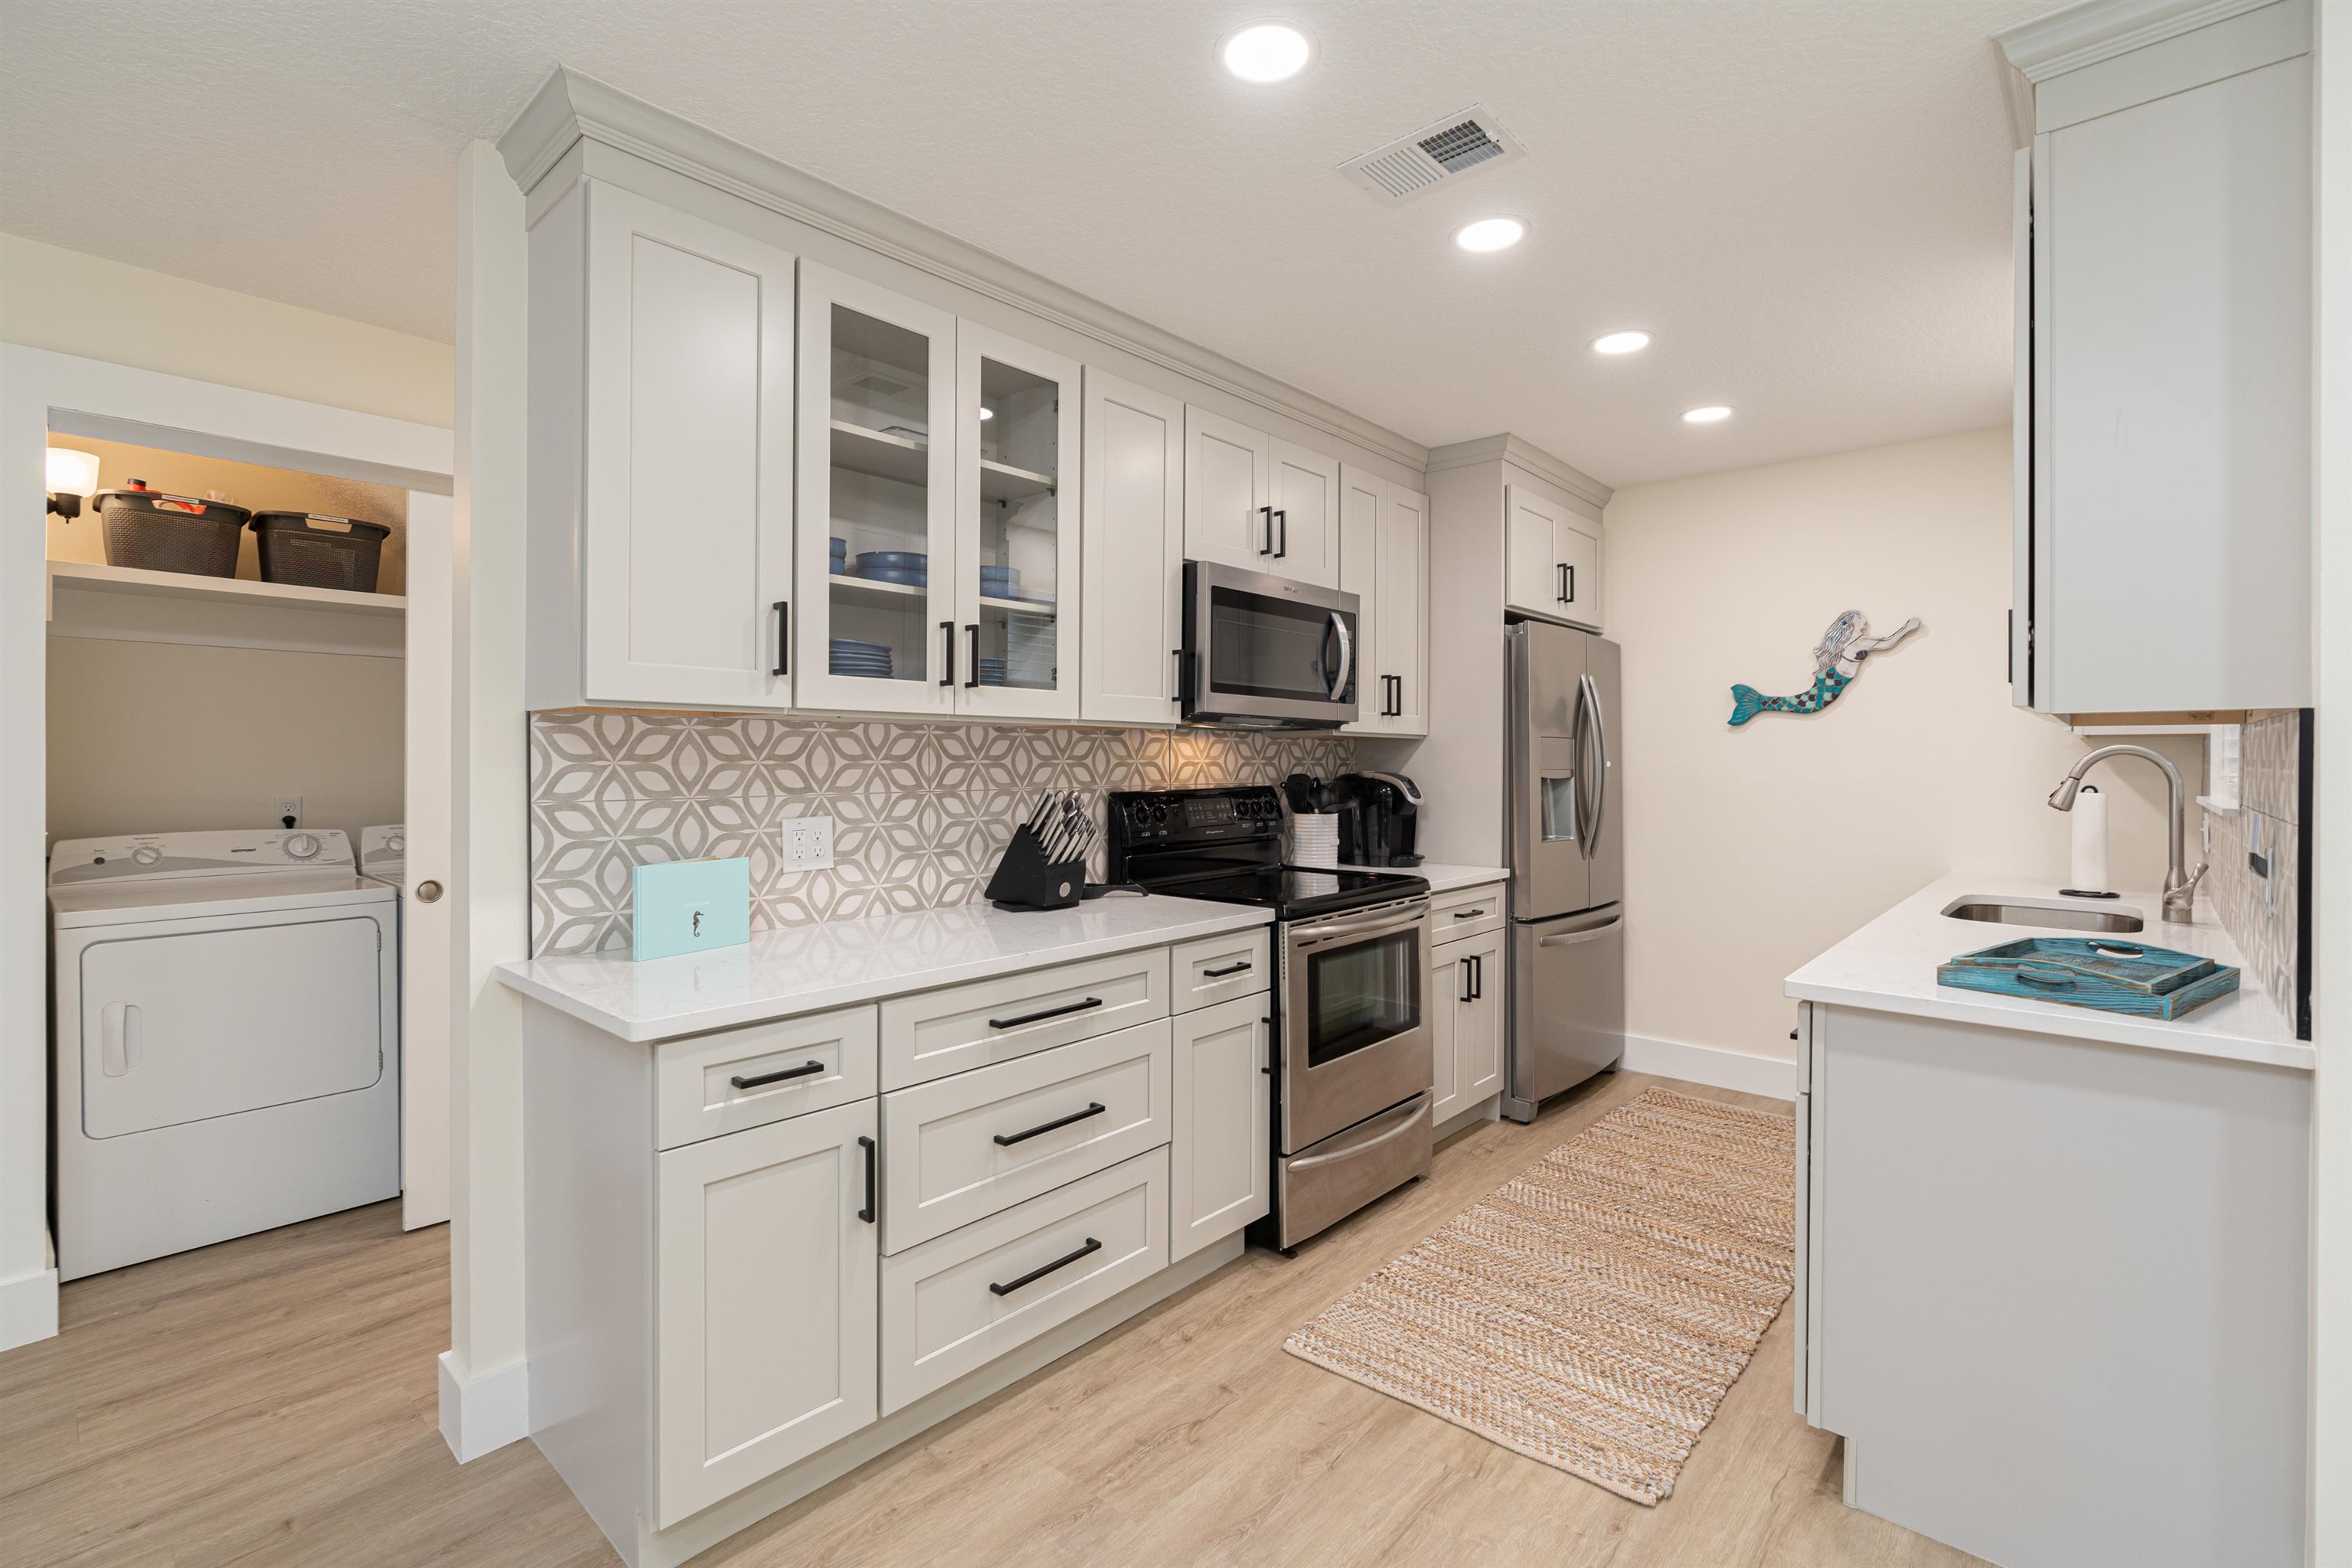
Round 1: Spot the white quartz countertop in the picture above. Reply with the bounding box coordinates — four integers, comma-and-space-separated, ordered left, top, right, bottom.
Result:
1335, 862, 1508, 895
1785, 874, 2310, 1071
497, 895, 1272, 1043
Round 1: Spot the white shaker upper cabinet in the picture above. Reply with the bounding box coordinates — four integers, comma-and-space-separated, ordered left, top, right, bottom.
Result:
1340, 467, 1429, 737
1181, 406, 1271, 572
1504, 482, 1602, 632
575, 183, 796, 710
1267, 439, 1340, 588
795, 263, 959, 716
1080, 368, 1186, 727
954, 322, 1080, 720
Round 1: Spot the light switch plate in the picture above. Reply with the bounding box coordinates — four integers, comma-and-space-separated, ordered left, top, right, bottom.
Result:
782, 815, 835, 871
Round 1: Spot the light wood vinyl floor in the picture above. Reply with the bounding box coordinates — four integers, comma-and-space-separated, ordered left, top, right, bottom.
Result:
0, 1070, 1985, 1567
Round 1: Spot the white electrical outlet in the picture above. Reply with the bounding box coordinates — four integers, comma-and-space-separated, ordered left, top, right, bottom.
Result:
782, 815, 835, 871
273, 794, 303, 829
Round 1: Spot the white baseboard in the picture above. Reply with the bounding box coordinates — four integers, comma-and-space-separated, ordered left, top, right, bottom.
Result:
439, 1348, 530, 1462
1621, 1036, 1796, 1101
0, 1267, 58, 1351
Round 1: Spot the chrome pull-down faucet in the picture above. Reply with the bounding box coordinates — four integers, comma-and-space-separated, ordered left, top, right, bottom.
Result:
2047, 744, 2208, 923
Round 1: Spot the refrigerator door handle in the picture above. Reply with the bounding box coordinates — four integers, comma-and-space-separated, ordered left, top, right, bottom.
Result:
1570, 675, 1596, 859
1579, 671, 1609, 861
1536, 913, 1625, 949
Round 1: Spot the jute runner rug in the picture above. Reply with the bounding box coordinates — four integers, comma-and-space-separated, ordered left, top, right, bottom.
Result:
1283, 1086, 1796, 1504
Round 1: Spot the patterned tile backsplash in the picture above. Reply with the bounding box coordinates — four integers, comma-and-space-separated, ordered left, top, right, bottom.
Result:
529, 714, 1353, 956
2203, 710, 2305, 1031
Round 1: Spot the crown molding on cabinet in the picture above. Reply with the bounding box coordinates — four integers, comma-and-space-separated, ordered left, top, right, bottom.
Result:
1423, 433, 1613, 512
495, 67, 1430, 473
1993, 0, 2282, 81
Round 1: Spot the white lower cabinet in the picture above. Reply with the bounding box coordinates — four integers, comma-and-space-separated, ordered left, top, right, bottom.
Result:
655, 1097, 879, 1527
1430, 926, 1503, 1126
1168, 995, 1270, 1262
881, 1146, 1169, 1414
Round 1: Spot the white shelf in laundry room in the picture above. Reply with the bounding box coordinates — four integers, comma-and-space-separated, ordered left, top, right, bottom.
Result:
44, 559, 406, 658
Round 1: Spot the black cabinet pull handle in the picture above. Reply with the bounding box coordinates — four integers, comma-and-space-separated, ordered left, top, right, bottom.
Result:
1454, 907, 1483, 920
1258, 505, 1274, 555
988, 1236, 1101, 1296
1564, 564, 1576, 604
1202, 960, 1253, 978
939, 620, 956, 687
1460, 956, 1473, 1004
1171, 648, 1184, 705
992, 1100, 1106, 1147
773, 602, 789, 677
1275, 508, 1288, 559
730, 1059, 824, 1089
1472, 954, 1484, 1000
857, 1135, 876, 1224
987, 995, 1103, 1031
1557, 563, 1569, 603
965, 623, 980, 689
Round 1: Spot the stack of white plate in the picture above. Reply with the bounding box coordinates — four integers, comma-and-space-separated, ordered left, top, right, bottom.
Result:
1291, 812, 1339, 869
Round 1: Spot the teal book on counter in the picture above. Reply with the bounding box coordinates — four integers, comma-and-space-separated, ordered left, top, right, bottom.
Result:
632, 858, 750, 962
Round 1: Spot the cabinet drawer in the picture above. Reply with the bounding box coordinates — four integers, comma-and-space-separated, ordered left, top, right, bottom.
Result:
880, 1018, 1170, 1253
1430, 881, 1507, 946
880, 947, 1168, 1089
1168, 926, 1271, 1012
880, 1146, 1168, 1414
654, 1005, 879, 1150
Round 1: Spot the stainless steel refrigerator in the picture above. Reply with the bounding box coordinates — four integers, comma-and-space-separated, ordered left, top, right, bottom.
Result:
1501, 621, 1625, 1122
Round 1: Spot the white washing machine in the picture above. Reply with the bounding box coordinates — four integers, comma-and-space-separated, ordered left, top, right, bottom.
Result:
48, 828, 400, 1280
358, 823, 405, 890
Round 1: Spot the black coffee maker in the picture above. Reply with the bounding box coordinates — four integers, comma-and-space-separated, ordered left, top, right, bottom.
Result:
1331, 773, 1423, 867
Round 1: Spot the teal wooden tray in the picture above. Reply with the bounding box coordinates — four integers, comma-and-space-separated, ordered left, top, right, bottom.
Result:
1936, 936, 2239, 1021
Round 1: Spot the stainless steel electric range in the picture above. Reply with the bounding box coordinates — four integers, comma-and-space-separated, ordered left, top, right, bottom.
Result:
1107, 785, 1432, 1251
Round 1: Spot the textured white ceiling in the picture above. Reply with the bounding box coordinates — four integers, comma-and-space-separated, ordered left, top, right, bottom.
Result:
0, 0, 2041, 486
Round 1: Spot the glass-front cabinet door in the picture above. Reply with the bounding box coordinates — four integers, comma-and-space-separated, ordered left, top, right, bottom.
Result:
954, 323, 1080, 720
795, 263, 957, 714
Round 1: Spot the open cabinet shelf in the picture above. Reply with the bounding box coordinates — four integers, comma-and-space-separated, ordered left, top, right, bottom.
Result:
45, 560, 407, 658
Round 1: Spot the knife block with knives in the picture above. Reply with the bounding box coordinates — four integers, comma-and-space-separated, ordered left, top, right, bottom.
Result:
987, 791, 1110, 912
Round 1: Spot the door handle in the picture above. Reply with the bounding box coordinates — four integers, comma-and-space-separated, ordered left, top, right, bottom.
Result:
1537, 915, 1624, 948
992, 1101, 1106, 1147
988, 1236, 1102, 1296
1460, 957, 1473, 1004
773, 601, 789, 677
1563, 564, 1576, 604
1275, 508, 1288, 559
1171, 648, 1184, 706
857, 1134, 876, 1223
1325, 612, 1353, 701
415, 880, 444, 903
1203, 960, 1253, 978
1286, 1097, 1427, 1171
1558, 563, 1569, 603
939, 621, 956, 687
101, 1001, 141, 1076
987, 995, 1104, 1031
1259, 505, 1274, 556
730, 1060, 825, 1089
965, 623, 980, 690
1581, 670, 1610, 858
1471, 953, 1483, 1000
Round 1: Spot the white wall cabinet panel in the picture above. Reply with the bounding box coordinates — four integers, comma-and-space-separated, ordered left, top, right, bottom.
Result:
795, 262, 959, 715
2017, 25, 2311, 713
1504, 482, 1602, 631
1182, 407, 1272, 571
954, 322, 1080, 720
1341, 468, 1429, 737
1080, 369, 1185, 726
655, 1098, 877, 1527
1168, 995, 1269, 1261
578, 184, 796, 709
1555, 518, 1599, 632
1268, 439, 1339, 588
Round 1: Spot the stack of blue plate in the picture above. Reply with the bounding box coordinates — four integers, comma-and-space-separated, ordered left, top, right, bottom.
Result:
978, 565, 1021, 599
828, 536, 848, 576
975, 658, 1009, 688
851, 550, 927, 588
829, 637, 893, 678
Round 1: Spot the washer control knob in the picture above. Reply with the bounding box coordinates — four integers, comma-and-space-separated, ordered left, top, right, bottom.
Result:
285, 832, 321, 861
387, 831, 405, 854
132, 845, 162, 866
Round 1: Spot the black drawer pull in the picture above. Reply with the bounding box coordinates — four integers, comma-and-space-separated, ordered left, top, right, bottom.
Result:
857, 1135, 876, 1224
987, 995, 1103, 1031
730, 1059, 825, 1089
993, 1101, 1106, 1147
988, 1236, 1102, 1296
1453, 908, 1485, 920
1202, 960, 1253, 978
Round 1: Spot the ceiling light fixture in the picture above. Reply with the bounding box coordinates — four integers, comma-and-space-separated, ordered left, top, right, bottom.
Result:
1453, 216, 1526, 253
1682, 405, 1733, 424
1220, 23, 1312, 83
1592, 331, 1651, 355
978, 407, 994, 421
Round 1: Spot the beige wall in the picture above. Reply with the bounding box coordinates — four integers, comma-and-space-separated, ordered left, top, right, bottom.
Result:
1606, 426, 2200, 1065
47, 639, 405, 843
1, 232, 452, 426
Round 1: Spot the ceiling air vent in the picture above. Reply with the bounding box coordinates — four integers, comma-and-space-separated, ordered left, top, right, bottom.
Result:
1338, 106, 1524, 205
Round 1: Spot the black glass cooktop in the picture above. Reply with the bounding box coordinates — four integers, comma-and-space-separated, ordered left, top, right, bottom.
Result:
1108, 785, 1427, 918
1143, 865, 1426, 920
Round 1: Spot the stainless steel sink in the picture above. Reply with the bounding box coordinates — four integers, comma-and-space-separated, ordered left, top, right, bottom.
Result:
1940, 897, 2145, 934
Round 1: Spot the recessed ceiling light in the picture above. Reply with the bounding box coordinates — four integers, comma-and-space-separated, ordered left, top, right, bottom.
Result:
1682, 405, 1733, 424
1453, 217, 1526, 253
1221, 23, 1312, 83
1592, 331, 1651, 355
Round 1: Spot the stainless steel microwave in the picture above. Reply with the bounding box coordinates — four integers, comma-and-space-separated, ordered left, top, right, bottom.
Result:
1180, 560, 1360, 729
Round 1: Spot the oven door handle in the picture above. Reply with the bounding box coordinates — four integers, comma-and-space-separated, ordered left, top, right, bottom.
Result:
1286, 1097, 1428, 1172
1287, 906, 1426, 947
1536, 913, 1624, 948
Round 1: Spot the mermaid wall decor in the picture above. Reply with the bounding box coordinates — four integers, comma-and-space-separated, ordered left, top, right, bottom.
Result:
1729, 610, 1921, 726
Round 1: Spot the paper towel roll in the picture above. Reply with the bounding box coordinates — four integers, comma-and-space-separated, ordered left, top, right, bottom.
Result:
2069, 785, 2110, 893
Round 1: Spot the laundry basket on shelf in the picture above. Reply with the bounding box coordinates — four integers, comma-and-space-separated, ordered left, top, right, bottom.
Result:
94, 487, 249, 578
250, 512, 390, 593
